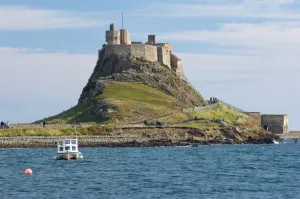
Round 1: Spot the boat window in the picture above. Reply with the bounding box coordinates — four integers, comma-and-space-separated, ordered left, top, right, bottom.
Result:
71, 140, 77, 144
65, 140, 70, 144
65, 146, 70, 151
59, 147, 63, 151
72, 146, 76, 151
58, 141, 63, 145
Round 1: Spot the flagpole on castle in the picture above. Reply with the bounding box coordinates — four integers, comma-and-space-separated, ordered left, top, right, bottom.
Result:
122, 12, 124, 29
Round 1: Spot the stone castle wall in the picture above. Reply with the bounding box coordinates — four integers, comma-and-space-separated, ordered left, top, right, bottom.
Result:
102, 44, 184, 78
103, 45, 131, 56
171, 54, 184, 77
144, 45, 158, 63
261, 114, 289, 134
103, 44, 158, 63
157, 47, 171, 69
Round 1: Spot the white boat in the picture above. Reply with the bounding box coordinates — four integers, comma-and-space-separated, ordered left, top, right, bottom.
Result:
56, 138, 83, 160
273, 139, 280, 144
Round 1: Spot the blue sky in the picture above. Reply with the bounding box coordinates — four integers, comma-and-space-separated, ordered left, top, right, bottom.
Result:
0, 0, 300, 129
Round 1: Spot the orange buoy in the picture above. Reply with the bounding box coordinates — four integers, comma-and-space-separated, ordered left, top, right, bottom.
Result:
24, 169, 32, 175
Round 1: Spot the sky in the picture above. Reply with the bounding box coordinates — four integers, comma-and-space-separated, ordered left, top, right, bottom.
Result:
0, 0, 299, 129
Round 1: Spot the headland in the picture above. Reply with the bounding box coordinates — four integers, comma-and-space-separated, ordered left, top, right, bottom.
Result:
0, 23, 282, 148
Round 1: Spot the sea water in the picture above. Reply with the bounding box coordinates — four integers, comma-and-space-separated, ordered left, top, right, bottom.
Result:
1, 144, 300, 199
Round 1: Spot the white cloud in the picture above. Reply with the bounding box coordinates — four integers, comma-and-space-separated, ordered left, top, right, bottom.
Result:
160, 21, 300, 56
0, 5, 108, 30
0, 47, 96, 122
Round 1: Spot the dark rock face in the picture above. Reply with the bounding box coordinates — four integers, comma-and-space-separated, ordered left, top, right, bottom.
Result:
78, 49, 208, 108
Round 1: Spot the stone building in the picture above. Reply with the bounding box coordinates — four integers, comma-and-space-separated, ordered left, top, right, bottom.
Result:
261, 114, 289, 134
243, 112, 289, 134
103, 23, 184, 78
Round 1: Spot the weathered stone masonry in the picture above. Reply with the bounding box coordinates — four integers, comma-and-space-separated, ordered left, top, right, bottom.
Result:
103, 23, 184, 78
261, 114, 289, 134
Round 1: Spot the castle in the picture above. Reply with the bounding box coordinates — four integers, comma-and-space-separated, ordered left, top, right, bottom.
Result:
101, 23, 184, 78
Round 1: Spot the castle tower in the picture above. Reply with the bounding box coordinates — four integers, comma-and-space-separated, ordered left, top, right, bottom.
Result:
147, 35, 156, 45
105, 23, 120, 45
120, 29, 131, 44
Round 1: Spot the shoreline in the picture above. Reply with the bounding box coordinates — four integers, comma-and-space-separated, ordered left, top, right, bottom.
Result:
0, 135, 275, 148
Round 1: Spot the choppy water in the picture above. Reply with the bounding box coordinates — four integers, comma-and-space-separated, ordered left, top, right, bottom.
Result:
1, 144, 300, 199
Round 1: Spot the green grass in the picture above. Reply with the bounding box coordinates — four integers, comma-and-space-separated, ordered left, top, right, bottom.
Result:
39, 82, 183, 124
188, 103, 249, 124
158, 113, 189, 123
94, 82, 183, 123
0, 126, 116, 137
97, 82, 177, 108
36, 103, 99, 124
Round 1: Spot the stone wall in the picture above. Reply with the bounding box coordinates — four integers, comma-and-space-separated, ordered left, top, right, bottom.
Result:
261, 114, 289, 134
155, 43, 172, 52
176, 62, 184, 77
131, 44, 145, 58
103, 44, 158, 63
102, 44, 184, 78
171, 54, 184, 77
103, 45, 131, 57
144, 45, 158, 63
244, 112, 261, 125
157, 46, 171, 69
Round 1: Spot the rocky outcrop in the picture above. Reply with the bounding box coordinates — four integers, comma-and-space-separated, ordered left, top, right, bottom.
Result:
78, 49, 207, 108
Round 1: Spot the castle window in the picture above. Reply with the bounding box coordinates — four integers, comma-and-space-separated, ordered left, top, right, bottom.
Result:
115, 36, 117, 40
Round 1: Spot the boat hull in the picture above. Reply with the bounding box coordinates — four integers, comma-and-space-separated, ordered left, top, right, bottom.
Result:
56, 152, 83, 160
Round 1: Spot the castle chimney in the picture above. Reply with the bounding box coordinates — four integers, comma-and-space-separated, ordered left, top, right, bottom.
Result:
148, 35, 155, 45
110, 23, 115, 31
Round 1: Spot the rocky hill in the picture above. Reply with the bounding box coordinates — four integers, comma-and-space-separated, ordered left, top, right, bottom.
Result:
26, 47, 279, 145
40, 49, 207, 124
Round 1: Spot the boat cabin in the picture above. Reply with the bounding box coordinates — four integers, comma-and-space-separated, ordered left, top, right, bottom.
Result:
57, 139, 78, 154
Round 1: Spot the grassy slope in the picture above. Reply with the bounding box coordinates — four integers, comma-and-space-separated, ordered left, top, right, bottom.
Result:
5, 103, 268, 141
38, 82, 183, 124
158, 103, 262, 139
36, 103, 98, 124
187, 103, 249, 124
159, 103, 249, 124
